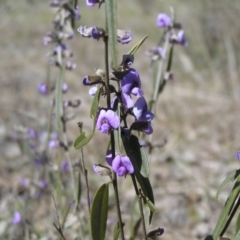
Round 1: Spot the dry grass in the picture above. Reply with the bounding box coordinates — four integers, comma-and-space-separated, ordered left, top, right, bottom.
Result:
0, 0, 240, 239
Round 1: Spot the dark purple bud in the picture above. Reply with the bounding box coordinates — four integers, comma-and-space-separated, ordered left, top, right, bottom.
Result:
82, 76, 102, 86
12, 211, 22, 225
117, 30, 132, 44
38, 83, 50, 95
157, 13, 171, 28
78, 26, 104, 40
147, 227, 164, 237
92, 28, 102, 40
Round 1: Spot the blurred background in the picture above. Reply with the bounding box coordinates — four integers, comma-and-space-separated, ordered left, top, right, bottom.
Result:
0, 0, 240, 239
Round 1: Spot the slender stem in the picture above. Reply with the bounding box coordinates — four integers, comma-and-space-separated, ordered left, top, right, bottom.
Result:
150, 36, 169, 114
77, 122, 91, 214
131, 174, 147, 239
61, 114, 77, 207
104, 34, 125, 240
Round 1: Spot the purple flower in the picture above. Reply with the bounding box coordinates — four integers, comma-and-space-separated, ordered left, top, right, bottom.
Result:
86, 0, 99, 7
38, 83, 49, 95
237, 151, 240, 160
121, 69, 143, 108
133, 97, 154, 135
133, 97, 154, 121
106, 152, 134, 177
12, 211, 22, 225
66, 61, 76, 70
96, 109, 120, 134
117, 30, 132, 44
61, 161, 69, 171
177, 30, 188, 46
157, 13, 171, 28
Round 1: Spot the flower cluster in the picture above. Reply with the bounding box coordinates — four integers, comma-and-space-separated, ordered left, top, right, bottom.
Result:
146, 12, 187, 62
43, 0, 80, 69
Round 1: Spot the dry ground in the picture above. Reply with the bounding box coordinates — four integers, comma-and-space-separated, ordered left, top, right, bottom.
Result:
0, 0, 240, 239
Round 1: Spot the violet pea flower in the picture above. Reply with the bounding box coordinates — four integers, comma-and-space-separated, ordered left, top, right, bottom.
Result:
133, 97, 154, 121
157, 13, 171, 28
121, 69, 143, 108
133, 97, 154, 135
106, 151, 134, 177
96, 109, 120, 134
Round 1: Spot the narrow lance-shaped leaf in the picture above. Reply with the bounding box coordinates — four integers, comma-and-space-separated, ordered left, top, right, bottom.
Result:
235, 212, 240, 237
128, 35, 149, 55
212, 177, 240, 240
74, 86, 102, 149
91, 183, 109, 240
234, 228, 240, 240
121, 132, 156, 223
105, 0, 118, 69
216, 169, 240, 199
113, 222, 120, 240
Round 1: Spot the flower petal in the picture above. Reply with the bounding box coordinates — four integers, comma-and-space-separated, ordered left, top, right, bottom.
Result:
131, 87, 144, 97
105, 110, 120, 129
117, 166, 127, 176
112, 155, 121, 173
122, 93, 134, 109
101, 123, 110, 134
121, 156, 134, 174
96, 109, 106, 130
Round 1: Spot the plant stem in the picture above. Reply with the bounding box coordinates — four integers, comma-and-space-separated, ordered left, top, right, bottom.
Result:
131, 174, 147, 240
77, 122, 91, 214
104, 33, 125, 240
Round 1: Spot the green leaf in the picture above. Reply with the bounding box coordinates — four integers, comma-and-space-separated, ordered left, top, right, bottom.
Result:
122, 132, 156, 223
74, 86, 102, 149
90, 85, 102, 118
122, 133, 149, 178
128, 36, 149, 55
105, 0, 118, 69
91, 183, 109, 240
234, 228, 240, 240
130, 218, 141, 240
236, 213, 240, 238
216, 169, 240, 199
212, 177, 240, 239
113, 222, 120, 240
